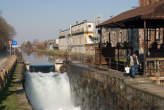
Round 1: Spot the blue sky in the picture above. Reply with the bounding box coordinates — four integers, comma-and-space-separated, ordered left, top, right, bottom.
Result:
0, 0, 138, 44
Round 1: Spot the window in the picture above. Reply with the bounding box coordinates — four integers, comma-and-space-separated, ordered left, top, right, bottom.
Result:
88, 25, 91, 28
156, 28, 160, 41
119, 31, 123, 42
89, 35, 94, 41
148, 29, 151, 41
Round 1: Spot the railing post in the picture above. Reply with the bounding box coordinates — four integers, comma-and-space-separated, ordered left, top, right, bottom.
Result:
98, 28, 102, 66
144, 20, 148, 76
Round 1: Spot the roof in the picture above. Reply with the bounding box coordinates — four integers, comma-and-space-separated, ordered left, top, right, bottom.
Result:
71, 20, 94, 28
98, 0, 164, 28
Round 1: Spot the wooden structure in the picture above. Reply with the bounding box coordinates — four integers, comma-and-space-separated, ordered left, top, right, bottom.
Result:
95, 47, 115, 65
97, 1, 164, 78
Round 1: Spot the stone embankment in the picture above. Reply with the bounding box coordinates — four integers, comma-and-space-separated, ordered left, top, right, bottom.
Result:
0, 55, 17, 88
67, 64, 164, 110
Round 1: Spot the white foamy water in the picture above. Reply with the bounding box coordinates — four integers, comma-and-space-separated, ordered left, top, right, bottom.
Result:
25, 72, 80, 110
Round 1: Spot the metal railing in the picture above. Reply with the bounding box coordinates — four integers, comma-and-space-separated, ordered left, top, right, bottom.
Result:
145, 58, 164, 77
69, 55, 128, 72
67, 53, 164, 77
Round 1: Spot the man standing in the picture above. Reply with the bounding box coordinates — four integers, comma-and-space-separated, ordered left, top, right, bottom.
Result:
129, 52, 140, 78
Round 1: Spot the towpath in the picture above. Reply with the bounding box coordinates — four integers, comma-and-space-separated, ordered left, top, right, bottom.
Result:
0, 59, 33, 110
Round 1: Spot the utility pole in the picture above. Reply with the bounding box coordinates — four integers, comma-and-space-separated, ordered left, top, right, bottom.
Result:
67, 25, 72, 62
8, 40, 12, 56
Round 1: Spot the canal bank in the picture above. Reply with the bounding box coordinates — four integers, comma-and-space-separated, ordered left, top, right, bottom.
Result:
67, 63, 164, 110
0, 56, 17, 88
0, 56, 32, 110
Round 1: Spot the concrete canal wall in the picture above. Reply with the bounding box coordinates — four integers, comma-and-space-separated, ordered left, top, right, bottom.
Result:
0, 55, 17, 88
67, 64, 164, 110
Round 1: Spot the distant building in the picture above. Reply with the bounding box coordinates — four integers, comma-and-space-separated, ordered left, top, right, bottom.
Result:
47, 39, 58, 50
58, 20, 98, 54
58, 29, 70, 51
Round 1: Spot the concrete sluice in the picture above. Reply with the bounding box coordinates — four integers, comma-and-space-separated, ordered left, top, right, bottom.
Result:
29, 65, 55, 73
26, 63, 66, 73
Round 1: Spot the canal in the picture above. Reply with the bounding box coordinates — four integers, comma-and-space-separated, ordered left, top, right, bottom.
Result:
22, 52, 164, 110
23, 53, 80, 110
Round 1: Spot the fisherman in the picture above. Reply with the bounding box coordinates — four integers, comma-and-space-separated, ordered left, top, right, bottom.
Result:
128, 52, 140, 78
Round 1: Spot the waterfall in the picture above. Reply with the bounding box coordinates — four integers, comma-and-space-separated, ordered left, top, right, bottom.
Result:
25, 72, 80, 110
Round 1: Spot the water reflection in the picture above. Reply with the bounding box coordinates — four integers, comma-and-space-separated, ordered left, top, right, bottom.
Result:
23, 52, 54, 65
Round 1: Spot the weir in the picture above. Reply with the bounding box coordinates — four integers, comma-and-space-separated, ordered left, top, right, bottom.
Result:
25, 71, 80, 110
23, 53, 78, 110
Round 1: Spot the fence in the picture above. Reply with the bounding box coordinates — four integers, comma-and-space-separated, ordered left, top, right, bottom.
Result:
67, 52, 164, 78
145, 58, 164, 77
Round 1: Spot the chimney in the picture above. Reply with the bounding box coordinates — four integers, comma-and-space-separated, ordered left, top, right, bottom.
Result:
139, 0, 144, 7
139, 0, 161, 7
139, 0, 148, 7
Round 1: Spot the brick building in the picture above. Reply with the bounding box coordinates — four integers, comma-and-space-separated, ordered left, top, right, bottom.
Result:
96, 0, 164, 77
140, 0, 161, 6
139, 0, 164, 57
99, 0, 164, 57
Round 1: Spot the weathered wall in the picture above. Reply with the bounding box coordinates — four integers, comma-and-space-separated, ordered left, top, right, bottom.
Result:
67, 64, 164, 110
0, 56, 17, 88
140, 0, 161, 7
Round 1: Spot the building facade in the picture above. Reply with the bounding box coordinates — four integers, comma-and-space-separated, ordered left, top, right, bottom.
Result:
58, 29, 70, 51
140, 0, 161, 6
58, 21, 98, 54
101, 27, 139, 58
101, 0, 164, 57
139, 0, 164, 57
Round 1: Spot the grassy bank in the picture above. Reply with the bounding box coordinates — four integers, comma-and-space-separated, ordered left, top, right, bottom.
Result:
36, 49, 66, 56
0, 63, 31, 110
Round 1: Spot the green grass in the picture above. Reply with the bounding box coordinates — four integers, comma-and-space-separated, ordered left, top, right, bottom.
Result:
36, 49, 95, 64
0, 64, 25, 110
37, 49, 65, 56
36, 49, 95, 57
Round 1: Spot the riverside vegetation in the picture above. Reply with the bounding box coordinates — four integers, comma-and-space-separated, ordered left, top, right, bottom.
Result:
36, 49, 95, 65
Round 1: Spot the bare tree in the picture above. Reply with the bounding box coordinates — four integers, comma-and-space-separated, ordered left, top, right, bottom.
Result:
0, 15, 15, 51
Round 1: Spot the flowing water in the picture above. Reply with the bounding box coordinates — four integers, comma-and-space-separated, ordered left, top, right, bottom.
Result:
23, 53, 81, 110
25, 72, 80, 110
